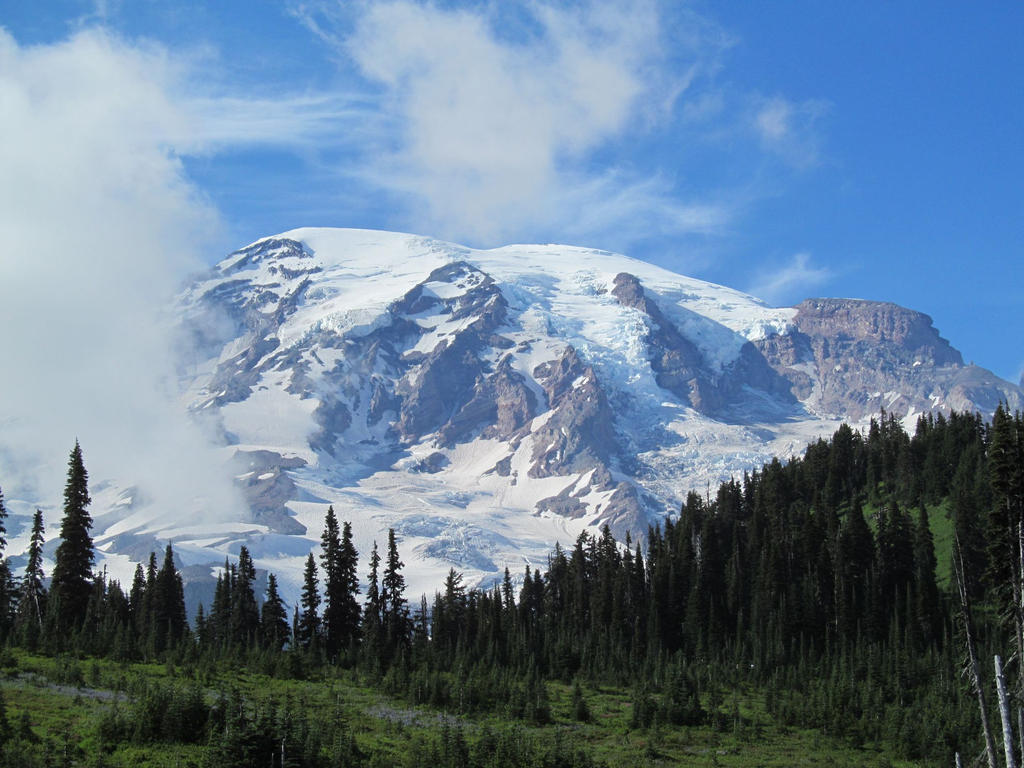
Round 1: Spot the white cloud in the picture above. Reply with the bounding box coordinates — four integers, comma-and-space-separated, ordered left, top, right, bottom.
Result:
185, 92, 379, 150
328, 0, 718, 245
554, 173, 730, 246
753, 96, 829, 169
0, 9, 837, 533
756, 98, 791, 141
747, 252, 832, 306
0, 28, 245, 527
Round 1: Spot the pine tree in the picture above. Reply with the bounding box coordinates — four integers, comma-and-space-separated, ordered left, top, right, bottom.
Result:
382, 529, 409, 660
986, 404, 1019, 595
912, 505, 941, 646
231, 546, 259, 646
137, 552, 158, 650
951, 443, 988, 600
194, 603, 209, 648
298, 552, 320, 651
362, 541, 383, 665
0, 486, 10, 639
152, 544, 187, 654
0, 485, 7, 555
15, 509, 46, 647
129, 563, 146, 635
837, 501, 875, 638
320, 506, 344, 658
338, 521, 361, 652
260, 573, 289, 651
208, 560, 233, 648
49, 441, 95, 631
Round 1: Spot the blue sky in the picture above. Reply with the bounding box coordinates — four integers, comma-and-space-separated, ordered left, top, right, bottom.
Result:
2, 0, 1021, 383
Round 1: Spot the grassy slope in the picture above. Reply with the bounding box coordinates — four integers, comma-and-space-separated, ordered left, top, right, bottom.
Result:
0, 651, 931, 768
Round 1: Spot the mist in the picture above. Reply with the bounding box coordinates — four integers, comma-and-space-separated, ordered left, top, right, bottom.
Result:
0, 29, 247, 534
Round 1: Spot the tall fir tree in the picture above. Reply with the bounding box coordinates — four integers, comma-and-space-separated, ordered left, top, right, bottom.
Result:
986, 404, 1020, 596
151, 544, 187, 654
912, 504, 941, 646
49, 441, 94, 631
0, 486, 11, 639
231, 546, 260, 646
0, 485, 7, 554
14, 510, 46, 647
362, 541, 383, 664
298, 552, 320, 651
338, 521, 361, 651
129, 563, 146, 635
319, 506, 344, 658
208, 559, 233, 647
261, 573, 289, 651
382, 528, 409, 660
320, 509, 361, 658
137, 552, 158, 649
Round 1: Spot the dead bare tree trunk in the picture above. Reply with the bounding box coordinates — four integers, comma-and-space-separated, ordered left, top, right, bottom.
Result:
1018, 520, 1024, 768
1018, 707, 1023, 768
996, 655, 1018, 768
955, 535, 1000, 768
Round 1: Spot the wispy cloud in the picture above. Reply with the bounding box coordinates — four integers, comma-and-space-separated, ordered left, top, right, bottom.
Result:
185, 93, 380, 150
753, 96, 830, 169
746, 252, 832, 306
285, 0, 734, 246
553, 173, 731, 247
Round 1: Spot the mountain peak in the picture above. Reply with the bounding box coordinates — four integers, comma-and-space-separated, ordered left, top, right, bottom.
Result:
62, 228, 1024, 605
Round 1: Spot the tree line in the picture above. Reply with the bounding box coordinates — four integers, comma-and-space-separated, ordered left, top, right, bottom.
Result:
0, 405, 1021, 765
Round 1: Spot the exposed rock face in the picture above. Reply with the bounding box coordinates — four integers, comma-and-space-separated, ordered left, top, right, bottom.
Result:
395, 262, 511, 442
79, 228, 1024, 602
611, 272, 794, 415
530, 347, 614, 477
439, 355, 536, 446
793, 299, 961, 364
612, 272, 720, 412
230, 450, 308, 535
754, 298, 1021, 420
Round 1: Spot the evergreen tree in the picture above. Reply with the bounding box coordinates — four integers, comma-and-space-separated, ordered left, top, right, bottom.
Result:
298, 552, 320, 651
338, 521, 361, 651
260, 573, 289, 651
0, 486, 10, 638
136, 552, 158, 650
230, 546, 260, 645
208, 560, 233, 648
951, 443, 988, 600
128, 563, 146, 635
362, 541, 383, 665
986, 404, 1020, 595
14, 510, 46, 647
382, 528, 409, 660
319, 506, 344, 658
151, 544, 187, 654
912, 505, 941, 646
194, 603, 209, 648
0, 485, 7, 554
837, 502, 874, 638
49, 441, 94, 631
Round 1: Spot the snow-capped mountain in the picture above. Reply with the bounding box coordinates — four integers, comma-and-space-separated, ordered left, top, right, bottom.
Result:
17, 229, 1024, 605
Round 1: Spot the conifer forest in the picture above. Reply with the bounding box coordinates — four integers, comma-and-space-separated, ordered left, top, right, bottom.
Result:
0, 406, 1022, 767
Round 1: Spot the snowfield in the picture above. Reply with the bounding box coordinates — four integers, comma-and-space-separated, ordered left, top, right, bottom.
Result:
8, 228, 1019, 610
